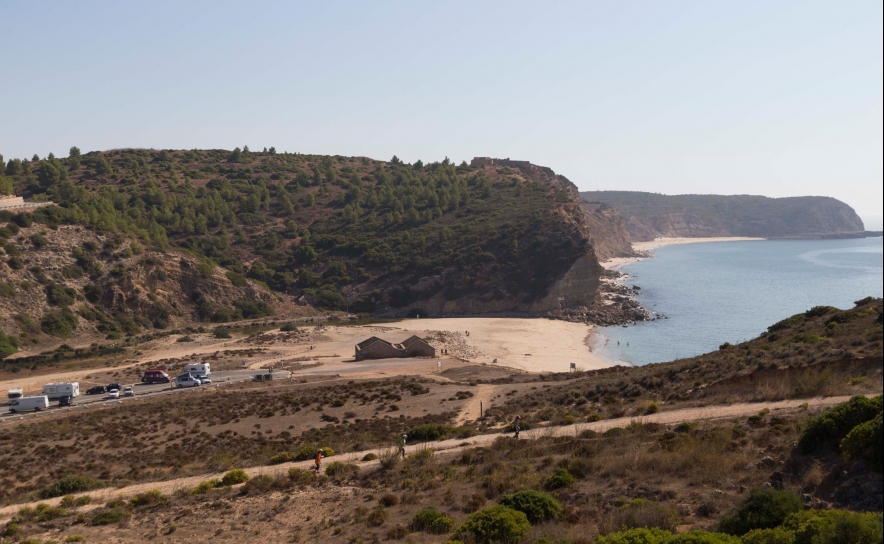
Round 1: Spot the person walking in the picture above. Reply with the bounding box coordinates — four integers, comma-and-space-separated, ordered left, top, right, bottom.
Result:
398, 434, 407, 459
513, 415, 522, 439
313, 449, 324, 473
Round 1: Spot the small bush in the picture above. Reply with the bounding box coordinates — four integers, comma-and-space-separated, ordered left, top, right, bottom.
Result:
783, 509, 883, 544
192, 479, 219, 494
498, 490, 562, 524
378, 494, 399, 507
220, 469, 249, 486
38, 476, 111, 499
543, 468, 575, 490
645, 402, 660, 415
213, 326, 232, 339
91, 508, 128, 525
366, 508, 389, 527
362, 453, 378, 461
407, 423, 456, 441
665, 532, 740, 543
453, 505, 530, 544
840, 412, 883, 472
325, 461, 359, 480
4, 523, 18, 537
226, 270, 247, 287
740, 527, 795, 544
718, 488, 803, 536
594, 528, 673, 544
385, 525, 408, 540
64, 536, 85, 543
129, 489, 168, 507
19, 503, 68, 522
287, 468, 315, 485
603, 498, 681, 534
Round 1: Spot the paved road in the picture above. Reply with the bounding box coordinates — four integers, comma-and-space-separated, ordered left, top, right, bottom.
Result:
1, 370, 290, 422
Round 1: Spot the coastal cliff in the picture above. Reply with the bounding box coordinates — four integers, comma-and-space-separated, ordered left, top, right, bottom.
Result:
580, 191, 866, 241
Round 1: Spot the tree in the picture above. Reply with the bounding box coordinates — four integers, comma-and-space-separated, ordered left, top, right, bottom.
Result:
269, 146, 276, 154
0, 175, 12, 195
228, 147, 242, 163
32, 153, 40, 161
48, 152, 55, 160
6, 159, 22, 176
37, 161, 63, 188
69, 146, 81, 157
243, 145, 250, 153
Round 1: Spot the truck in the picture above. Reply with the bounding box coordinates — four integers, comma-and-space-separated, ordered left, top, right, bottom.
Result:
7, 388, 23, 402
42, 382, 80, 400
9, 395, 49, 413
183, 363, 210, 377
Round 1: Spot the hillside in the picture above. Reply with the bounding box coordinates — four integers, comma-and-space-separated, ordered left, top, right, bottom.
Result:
580, 191, 866, 241
0, 150, 627, 356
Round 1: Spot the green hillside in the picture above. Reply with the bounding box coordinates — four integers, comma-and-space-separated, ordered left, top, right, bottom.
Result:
3, 149, 591, 317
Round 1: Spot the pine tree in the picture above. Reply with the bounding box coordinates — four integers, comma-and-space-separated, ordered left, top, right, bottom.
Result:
69, 146, 81, 157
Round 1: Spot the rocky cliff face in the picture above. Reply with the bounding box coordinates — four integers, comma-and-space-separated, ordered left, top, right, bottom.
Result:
581, 201, 636, 260
581, 191, 866, 241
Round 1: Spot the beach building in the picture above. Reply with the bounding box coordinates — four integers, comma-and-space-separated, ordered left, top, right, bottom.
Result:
355, 335, 435, 361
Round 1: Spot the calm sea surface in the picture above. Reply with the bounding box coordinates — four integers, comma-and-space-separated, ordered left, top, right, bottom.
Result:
593, 237, 884, 366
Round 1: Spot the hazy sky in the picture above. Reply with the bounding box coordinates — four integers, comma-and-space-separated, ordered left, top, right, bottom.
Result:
1, 1, 882, 215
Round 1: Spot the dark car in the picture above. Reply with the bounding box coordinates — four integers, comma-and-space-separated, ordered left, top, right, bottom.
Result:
106, 383, 122, 392
58, 395, 72, 406
86, 385, 106, 395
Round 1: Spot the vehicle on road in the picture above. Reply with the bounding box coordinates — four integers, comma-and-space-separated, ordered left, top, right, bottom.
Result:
197, 376, 212, 384
184, 363, 211, 377
106, 383, 122, 393
141, 370, 171, 384
107, 389, 120, 399
86, 386, 107, 395
58, 395, 72, 406
9, 395, 49, 413
7, 388, 23, 402
42, 382, 80, 400
175, 374, 201, 388
123, 386, 134, 397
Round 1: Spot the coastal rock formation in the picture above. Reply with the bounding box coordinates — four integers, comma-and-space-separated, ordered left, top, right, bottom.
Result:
581, 201, 636, 260
580, 191, 866, 241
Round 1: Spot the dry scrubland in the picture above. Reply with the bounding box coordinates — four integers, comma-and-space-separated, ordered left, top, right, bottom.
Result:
0, 299, 881, 543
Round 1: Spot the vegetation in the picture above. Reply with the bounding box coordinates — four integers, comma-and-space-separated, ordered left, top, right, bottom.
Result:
37, 476, 112, 499
452, 504, 531, 543
0, 327, 18, 359
798, 395, 881, 455
718, 488, 804, 536
497, 490, 562, 523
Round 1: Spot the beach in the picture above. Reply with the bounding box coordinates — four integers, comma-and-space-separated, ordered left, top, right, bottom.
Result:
601, 236, 765, 269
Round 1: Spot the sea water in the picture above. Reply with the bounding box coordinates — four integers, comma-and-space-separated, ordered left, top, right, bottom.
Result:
594, 237, 884, 366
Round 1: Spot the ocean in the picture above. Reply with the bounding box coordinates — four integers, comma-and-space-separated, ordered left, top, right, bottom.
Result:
593, 236, 884, 366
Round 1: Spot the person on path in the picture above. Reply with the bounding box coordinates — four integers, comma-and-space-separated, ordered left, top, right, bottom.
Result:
513, 415, 521, 439
313, 449, 324, 473
398, 434, 407, 459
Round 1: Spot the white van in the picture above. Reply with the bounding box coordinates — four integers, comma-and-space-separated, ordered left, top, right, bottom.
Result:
9, 395, 50, 413
175, 374, 201, 388
7, 388, 23, 402
42, 382, 80, 400
183, 363, 210, 377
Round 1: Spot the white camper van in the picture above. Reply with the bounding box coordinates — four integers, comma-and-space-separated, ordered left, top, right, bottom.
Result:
42, 382, 80, 400
183, 363, 210, 377
9, 395, 49, 413
7, 388, 23, 402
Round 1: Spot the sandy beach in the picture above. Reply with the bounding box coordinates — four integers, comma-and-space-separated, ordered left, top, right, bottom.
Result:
602, 236, 765, 269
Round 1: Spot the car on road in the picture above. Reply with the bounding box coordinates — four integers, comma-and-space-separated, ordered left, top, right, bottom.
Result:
197, 376, 212, 384
86, 386, 106, 395
107, 389, 120, 399
141, 370, 171, 384
106, 383, 122, 393
174, 375, 201, 388
123, 386, 134, 397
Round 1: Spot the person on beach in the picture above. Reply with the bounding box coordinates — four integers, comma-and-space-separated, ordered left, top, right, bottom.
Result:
313, 449, 324, 473
398, 434, 407, 459
513, 415, 521, 439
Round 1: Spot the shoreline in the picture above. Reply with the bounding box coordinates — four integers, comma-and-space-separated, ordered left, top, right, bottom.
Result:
602, 236, 765, 270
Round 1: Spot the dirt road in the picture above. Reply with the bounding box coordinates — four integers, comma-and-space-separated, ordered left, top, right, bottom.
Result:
0, 395, 847, 520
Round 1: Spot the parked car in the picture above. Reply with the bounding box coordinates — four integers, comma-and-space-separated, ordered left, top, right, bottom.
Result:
9, 396, 49, 413
106, 383, 122, 393
197, 376, 212, 384
174, 375, 201, 388
141, 370, 171, 384
58, 395, 73, 406
107, 389, 120, 399
86, 385, 106, 395
123, 386, 134, 397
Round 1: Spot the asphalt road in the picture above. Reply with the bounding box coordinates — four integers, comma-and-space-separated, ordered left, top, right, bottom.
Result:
2, 369, 290, 422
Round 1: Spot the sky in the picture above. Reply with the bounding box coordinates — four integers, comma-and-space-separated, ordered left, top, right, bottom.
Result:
1, 1, 882, 216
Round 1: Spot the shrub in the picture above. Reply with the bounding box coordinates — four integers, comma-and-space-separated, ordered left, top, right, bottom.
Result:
740, 528, 794, 544
453, 505, 530, 544
385, 525, 408, 540
594, 528, 673, 544
362, 453, 378, 461
718, 488, 803, 536
798, 395, 881, 454
498, 491, 562, 524
40, 309, 79, 337
192, 479, 219, 494
365, 508, 389, 527
91, 508, 128, 525
782, 510, 883, 544
18, 503, 68, 522
378, 494, 399, 507
325, 461, 359, 480
38, 476, 111, 499
226, 270, 247, 287
604, 498, 681, 533
213, 326, 232, 339
665, 532, 740, 543
280, 322, 297, 332
645, 402, 660, 415
129, 489, 168, 507
220, 469, 249, 486
543, 468, 575, 490
65, 536, 85, 542
4, 523, 18, 537
840, 412, 883, 472
287, 468, 314, 486
407, 423, 456, 441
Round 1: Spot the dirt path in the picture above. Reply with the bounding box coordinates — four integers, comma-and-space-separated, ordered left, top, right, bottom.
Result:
456, 384, 498, 424
0, 395, 848, 520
